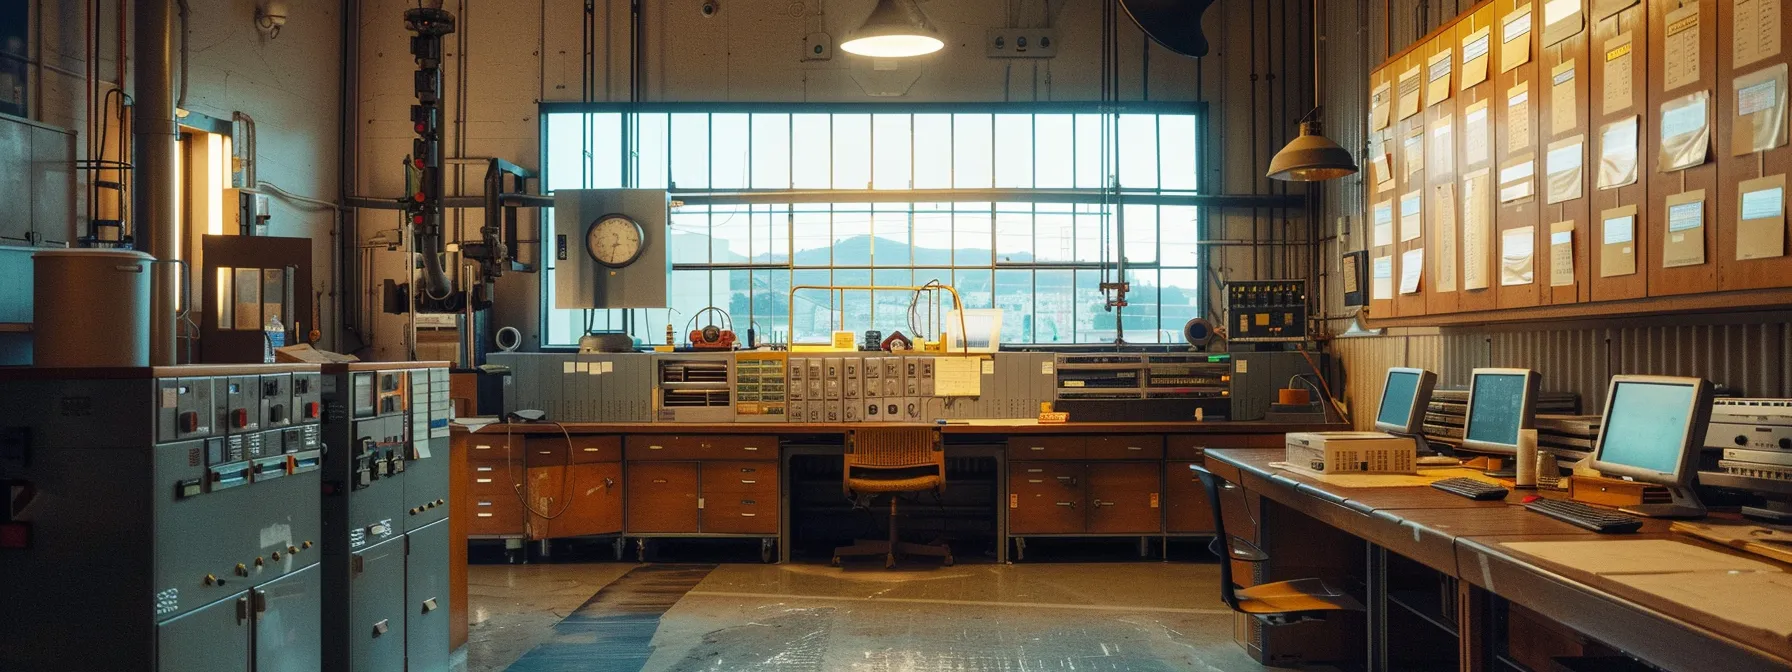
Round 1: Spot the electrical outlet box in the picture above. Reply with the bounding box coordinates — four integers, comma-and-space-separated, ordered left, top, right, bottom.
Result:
986, 28, 1059, 58
803, 32, 832, 61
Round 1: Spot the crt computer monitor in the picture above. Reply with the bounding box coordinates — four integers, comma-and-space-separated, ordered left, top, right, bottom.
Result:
1460, 368, 1542, 456
1374, 367, 1437, 435
1590, 375, 1715, 518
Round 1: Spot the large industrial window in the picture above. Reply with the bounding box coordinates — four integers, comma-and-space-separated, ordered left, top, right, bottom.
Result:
538, 103, 1205, 348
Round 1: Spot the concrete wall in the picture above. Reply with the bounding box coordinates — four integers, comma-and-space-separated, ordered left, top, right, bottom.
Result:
17, 0, 344, 354
1318, 0, 1792, 428
351, 0, 1321, 359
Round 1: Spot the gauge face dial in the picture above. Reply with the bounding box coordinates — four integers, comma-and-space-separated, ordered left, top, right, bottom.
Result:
585, 214, 645, 268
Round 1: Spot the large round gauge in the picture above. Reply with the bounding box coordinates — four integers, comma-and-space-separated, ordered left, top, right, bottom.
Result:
585, 214, 645, 268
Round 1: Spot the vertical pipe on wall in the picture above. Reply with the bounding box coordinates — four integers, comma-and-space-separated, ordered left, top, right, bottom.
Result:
134, 0, 179, 365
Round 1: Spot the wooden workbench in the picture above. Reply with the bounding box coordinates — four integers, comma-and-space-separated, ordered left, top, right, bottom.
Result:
1205, 447, 1792, 672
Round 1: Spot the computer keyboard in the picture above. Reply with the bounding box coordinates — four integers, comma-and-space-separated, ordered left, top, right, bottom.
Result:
1524, 498, 1644, 533
1430, 477, 1509, 501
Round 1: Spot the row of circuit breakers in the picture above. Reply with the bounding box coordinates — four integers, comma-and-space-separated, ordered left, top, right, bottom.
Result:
0, 363, 453, 672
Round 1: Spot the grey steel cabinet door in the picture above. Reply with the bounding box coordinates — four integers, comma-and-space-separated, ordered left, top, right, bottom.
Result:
253, 562, 321, 672
351, 536, 409, 671
406, 520, 452, 672
158, 590, 251, 672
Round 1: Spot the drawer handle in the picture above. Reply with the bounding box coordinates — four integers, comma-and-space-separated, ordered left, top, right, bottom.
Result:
653, 479, 669, 484
743, 445, 759, 451
650, 445, 664, 450
476, 466, 493, 472
1055, 476, 1078, 487
1093, 499, 1116, 508
1127, 446, 1143, 451
474, 445, 492, 451
740, 479, 758, 484
1026, 468, 1044, 473
476, 501, 493, 507
740, 513, 757, 517
1028, 479, 1045, 484
1029, 446, 1046, 451
537, 450, 552, 455
582, 448, 600, 452
476, 478, 493, 484
476, 513, 493, 518
1055, 501, 1077, 509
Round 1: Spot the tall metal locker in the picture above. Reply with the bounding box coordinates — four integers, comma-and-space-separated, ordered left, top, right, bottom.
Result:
0, 364, 325, 672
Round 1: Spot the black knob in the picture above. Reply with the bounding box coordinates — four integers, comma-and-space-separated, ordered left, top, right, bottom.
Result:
1780, 438, 1791, 450
1738, 435, 1751, 446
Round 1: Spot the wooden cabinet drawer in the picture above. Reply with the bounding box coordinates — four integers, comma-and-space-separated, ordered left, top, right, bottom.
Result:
467, 460, 520, 496
627, 434, 776, 461
1086, 462, 1162, 534
1086, 435, 1164, 460
1005, 436, 1085, 460
468, 495, 524, 536
527, 462, 623, 540
1166, 434, 1265, 460
1008, 461, 1085, 534
625, 462, 700, 533
701, 461, 778, 495
463, 437, 518, 460
702, 494, 777, 534
1164, 460, 1216, 533
525, 434, 622, 465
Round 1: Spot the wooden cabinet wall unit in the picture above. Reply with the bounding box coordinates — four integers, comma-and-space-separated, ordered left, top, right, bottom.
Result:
524, 435, 622, 540
624, 435, 779, 536
1363, 0, 1792, 328
1716, 0, 1792, 289
1006, 435, 1165, 536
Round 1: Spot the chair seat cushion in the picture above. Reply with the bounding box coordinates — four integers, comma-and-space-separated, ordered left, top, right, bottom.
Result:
1234, 578, 1364, 615
847, 474, 944, 493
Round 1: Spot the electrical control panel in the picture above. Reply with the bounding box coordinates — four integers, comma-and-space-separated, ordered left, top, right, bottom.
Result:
1225, 279, 1309, 343
0, 365, 324, 671
319, 362, 451, 672
734, 352, 788, 421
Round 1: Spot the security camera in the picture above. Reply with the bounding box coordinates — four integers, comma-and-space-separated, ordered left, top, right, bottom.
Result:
257, 0, 289, 39
700, 1, 719, 17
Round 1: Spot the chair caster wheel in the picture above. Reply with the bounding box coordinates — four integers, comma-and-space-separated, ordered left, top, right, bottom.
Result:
831, 556, 841, 567
943, 555, 954, 567
885, 553, 896, 569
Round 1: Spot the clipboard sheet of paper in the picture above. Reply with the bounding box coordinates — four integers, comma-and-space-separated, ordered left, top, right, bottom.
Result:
1500, 539, 1783, 575
1400, 190, 1425, 242
1502, 226, 1537, 285
1465, 100, 1492, 167
1550, 60, 1579, 136
1436, 182, 1460, 293
1373, 200, 1396, 248
1427, 49, 1455, 107
1501, 4, 1534, 73
1598, 116, 1640, 189
1660, 90, 1713, 172
1400, 248, 1425, 294
1600, 204, 1639, 277
1508, 82, 1534, 154
1546, 135, 1585, 204
1732, 0, 1783, 69
1398, 65, 1425, 120
1602, 31, 1636, 114
1549, 221, 1576, 286
1541, 0, 1584, 47
1499, 155, 1537, 204
933, 357, 982, 397
1462, 27, 1492, 89
1372, 255, 1395, 300
1462, 169, 1494, 290
1733, 64, 1789, 156
1664, 190, 1708, 268
1405, 129, 1426, 178
1372, 81, 1394, 131
1663, 3, 1703, 92
1738, 174, 1788, 260
1432, 119, 1456, 177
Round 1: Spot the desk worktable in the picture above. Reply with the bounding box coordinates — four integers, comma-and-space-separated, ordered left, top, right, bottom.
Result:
1205, 448, 1792, 672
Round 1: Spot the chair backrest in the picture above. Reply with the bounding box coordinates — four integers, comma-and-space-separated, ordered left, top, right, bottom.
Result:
845, 426, 943, 470
1191, 464, 1269, 614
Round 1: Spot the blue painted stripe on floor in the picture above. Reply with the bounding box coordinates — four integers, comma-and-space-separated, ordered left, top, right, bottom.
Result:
505, 564, 717, 672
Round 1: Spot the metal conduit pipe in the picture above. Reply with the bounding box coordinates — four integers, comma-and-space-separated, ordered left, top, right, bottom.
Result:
134, 0, 180, 365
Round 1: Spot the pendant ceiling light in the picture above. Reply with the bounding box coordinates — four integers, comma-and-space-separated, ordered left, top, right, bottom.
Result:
840, 0, 944, 58
1267, 0, 1358, 182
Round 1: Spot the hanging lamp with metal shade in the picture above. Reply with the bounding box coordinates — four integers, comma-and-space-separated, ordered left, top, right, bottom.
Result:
1267, 113, 1360, 181
840, 0, 944, 58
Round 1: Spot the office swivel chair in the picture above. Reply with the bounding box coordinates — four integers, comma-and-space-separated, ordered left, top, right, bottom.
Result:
1191, 465, 1363, 625
832, 427, 954, 568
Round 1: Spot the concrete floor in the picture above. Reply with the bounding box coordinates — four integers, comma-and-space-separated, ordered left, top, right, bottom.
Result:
466, 560, 1296, 672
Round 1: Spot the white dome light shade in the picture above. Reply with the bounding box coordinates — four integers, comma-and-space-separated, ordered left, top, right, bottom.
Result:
840, 0, 944, 58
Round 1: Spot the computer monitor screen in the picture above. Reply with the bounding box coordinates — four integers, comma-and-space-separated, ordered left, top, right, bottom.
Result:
1462, 369, 1539, 454
1373, 368, 1435, 434
1593, 378, 1706, 481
